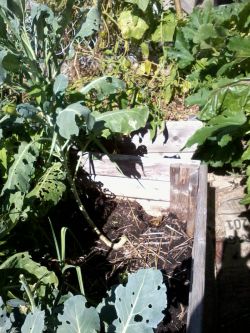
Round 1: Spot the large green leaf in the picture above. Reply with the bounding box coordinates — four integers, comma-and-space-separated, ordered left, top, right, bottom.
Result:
1, 141, 39, 194
0, 252, 58, 296
151, 12, 176, 43
88, 106, 149, 136
2, 53, 20, 72
0, 4, 20, 37
21, 310, 45, 333
168, 31, 194, 69
199, 84, 250, 121
75, 6, 100, 40
57, 295, 100, 333
118, 11, 148, 40
193, 23, 217, 44
185, 112, 246, 148
185, 82, 249, 169
0, 191, 25, 239
228, 36, 250, 58
185, 87, 211, 107
53, 74, 69, 97
26, 162, 66, 211
30, 3, 58, 43
112, 268, 167, 333
5, 0, 25, 21
79, 76, 126, 101
56, 102, 90, 139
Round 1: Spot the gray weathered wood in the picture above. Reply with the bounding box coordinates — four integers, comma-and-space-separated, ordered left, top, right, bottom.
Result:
80, 154, 200, 181
187, 164, 208, 333
89, 175, 170, 201
170, 164, 199, 236
80, 153, 200, 216
130, 121, 202, 158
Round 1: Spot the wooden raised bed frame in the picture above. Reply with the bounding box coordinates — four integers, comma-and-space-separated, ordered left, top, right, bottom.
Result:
80, 153, 208, 333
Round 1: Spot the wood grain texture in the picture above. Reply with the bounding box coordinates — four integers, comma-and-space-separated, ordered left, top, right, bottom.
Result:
187, 164, 208, 333
170, 164, 199, 236
130, 120, 202, 155
80, 153, 200, 181
88, 175, 170, 201
80, 153, 201, 216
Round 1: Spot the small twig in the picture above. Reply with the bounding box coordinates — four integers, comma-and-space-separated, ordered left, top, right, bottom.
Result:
164, 223, 183, 236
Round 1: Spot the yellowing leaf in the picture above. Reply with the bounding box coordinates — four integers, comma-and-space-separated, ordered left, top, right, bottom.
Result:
118, 11, 148, 40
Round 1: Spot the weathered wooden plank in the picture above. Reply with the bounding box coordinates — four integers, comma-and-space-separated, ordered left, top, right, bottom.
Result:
90, 175, 170, 202
80, 153, 201, 216
80, 153, 200, 182
187, 164, 208, 333
130, 120, 202, 155
170, 164, 199, 236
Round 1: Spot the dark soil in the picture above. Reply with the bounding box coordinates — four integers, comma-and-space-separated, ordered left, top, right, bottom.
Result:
97, 199, 192, 333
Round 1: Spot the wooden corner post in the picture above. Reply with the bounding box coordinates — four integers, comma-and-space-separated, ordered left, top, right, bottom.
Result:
170, 164, 199, 237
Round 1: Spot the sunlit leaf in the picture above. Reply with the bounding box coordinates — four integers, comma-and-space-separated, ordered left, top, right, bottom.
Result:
79, 76, 125, 101
53, 74, 69, 97
56, 103, 90, 139
21, 310, 45, 333
57, 295, 100, 333
118, 11, 148, 40
88, 106, 149, 136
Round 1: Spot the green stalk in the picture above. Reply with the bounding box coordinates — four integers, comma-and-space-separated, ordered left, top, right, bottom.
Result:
64, 150, 127, 250
60, 227, 68, 263
19, 274, 36, 313
76, 266, 85, 295
49, 218, 62, 263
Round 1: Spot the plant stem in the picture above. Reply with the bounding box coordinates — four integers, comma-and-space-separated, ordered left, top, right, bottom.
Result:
174, 0, 182, 19
19, 274, 36, 313
64, 151, 127, 250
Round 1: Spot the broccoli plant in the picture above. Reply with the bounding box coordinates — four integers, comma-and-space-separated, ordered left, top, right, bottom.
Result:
0, 0, 149, 248
0, 268, 167, 333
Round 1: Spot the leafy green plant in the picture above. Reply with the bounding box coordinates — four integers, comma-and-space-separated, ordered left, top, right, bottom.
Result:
0, 268, 167, 333
0, 0, 149, 250
185, 79, 250, 202
49, 220, 85, 295
92, 0, 180, 135
168, 1, 250, 107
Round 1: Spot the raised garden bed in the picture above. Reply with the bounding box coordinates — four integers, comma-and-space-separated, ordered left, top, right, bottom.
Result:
79, 151, 208, 332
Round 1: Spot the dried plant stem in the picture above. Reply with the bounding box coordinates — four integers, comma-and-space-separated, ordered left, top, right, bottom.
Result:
174, 0, 182, 18
64, 152, 127, 250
